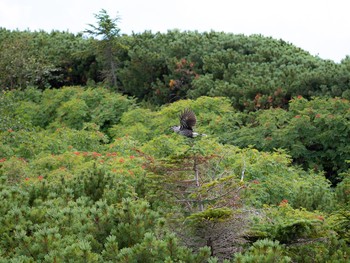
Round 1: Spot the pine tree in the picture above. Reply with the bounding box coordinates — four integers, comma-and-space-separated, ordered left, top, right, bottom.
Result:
152, 137, 249, 260
85, 9, 123, 89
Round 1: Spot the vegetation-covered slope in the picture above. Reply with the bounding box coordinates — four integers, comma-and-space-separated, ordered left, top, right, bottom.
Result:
1, 26, 350, 107
1, 88, 350, 262
1, 11, 350, 261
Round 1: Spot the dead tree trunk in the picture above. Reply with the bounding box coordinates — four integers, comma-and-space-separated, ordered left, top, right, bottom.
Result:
194, 155, 204, 212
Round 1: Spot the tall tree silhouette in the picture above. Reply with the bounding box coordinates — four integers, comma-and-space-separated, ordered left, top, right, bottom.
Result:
85, 9, 122, 89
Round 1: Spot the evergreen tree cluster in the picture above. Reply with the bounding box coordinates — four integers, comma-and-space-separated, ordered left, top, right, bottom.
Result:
1, 10, 350, 262
1, 18, 350, 107
1, 88, 350, 262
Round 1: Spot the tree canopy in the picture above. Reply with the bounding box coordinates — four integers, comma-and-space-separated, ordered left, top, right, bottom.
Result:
0, 11, 350, 261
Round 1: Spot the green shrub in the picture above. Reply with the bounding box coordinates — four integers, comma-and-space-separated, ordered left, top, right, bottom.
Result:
234, 239, 291, 263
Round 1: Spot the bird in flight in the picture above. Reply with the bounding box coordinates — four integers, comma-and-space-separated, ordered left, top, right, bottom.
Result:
171, 109, 206, 138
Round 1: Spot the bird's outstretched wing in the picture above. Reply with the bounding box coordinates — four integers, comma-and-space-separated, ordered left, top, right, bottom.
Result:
179, 109, 196, 130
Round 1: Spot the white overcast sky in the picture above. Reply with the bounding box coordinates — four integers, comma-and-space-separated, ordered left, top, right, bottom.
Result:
0, 0, 349, 62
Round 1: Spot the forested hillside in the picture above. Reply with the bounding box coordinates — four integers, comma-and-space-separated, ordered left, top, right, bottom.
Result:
2, 25, 350, 107
1, 11, 350, 262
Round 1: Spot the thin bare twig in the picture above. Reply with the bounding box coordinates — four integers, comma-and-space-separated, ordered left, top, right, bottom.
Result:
240, 157, 246, 182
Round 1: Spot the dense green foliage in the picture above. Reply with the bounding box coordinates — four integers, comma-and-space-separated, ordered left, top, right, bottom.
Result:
1, 88, 350, 262
224, 96, 350, 184
0, 28, 100, 89
2, 26, 350, 106
1, 12, 350, 261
